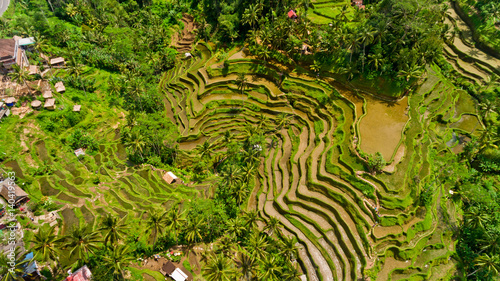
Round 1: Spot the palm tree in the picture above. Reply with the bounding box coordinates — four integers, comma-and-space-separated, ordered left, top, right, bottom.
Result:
221, 165, 243, 188
236, 251, 257, 281
280, 235, 300, 261
67, 57, 84, 78
99, 214, 129, 247
102, 245, 135, 280
276, 113, 291, 130
483, 74, 498, 91
8, 64, 30, 94
235, 73, 249, 96
468, 254, 500, 278
242, 4, 260, 29
63, 223, 100, 262
358, 27, 374, 72
146, 209, 167, 247
198, 140, 214, 160
243, 210, 260, 229
397, 65, 423, 82
478, 100, 497, 123
368, 52, 384, 72
0, 248, 31, 281
165, 205, 186, 245
126, 132, 146, 160
259, 255, 282, 280
346, 33, 360, 62
203, 254, 236, 281
247, 231, 269, 260
29, 224, 63, 265
185, 217, 204, 244
464, 207, 490, 230
283, 263, 303, 280
232, 184, 249, 206
478, 230, 500, 255
241, 164, 256, 184
264, 216, 282, 236
226, 217, 246, 239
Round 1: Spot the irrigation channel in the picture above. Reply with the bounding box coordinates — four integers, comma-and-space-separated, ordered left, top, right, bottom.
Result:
153, 42, 476, 280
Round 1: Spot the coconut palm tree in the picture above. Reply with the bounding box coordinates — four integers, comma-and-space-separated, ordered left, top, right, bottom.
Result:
397, 65, 423, 82
67, 57, 84, 79
280, 235, 300, 261
185, 217, 204, 244
232, 184, 249, 206
203, 254, 236, 281
146, 209, 167, 247
358, 27, 374, 72
236, 251, 257, 281
8, 64, 30, 94
0, 247, 31, 281
478, 100, 498, 123
165, 205, 186, 245
63, 223, 100, 262
235, 73, 249, 96
226, 217, 247, 240
99, 214, 129, 247
242, 4, 260, 29
29, 224, 63, 265
243, 210, 261, 229
221, 165, 243, 188
478, 230, 500, 255
126, 132, 146, 160
465, 207, 490, 230
259, 255, 282, 280
264, 216, 282, 236
468, 253, 500, 278
198, 140, 215, 160
102, 245, 135, 280
247, 232, 269, 260
283, 263, 302, 280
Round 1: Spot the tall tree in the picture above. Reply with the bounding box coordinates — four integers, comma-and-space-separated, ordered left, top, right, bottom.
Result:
203, 254, 236, 281
63, 223, 100, 262
146, 209, 167, 247
30, 225, 63, 265
99, 214, 129, 247
102, 245, 135, 280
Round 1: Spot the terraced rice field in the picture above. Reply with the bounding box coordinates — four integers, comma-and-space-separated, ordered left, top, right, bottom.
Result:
154, 43, 474, 280
307, 0, 354, 24
443, 4, 500, 84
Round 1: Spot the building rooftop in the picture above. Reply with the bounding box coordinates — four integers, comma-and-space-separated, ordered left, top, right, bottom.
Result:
55, 81, 65, 92
73, 105, 81, 112
0, 39, 15, 61
163, 171, 178, 184
31, 100, 42, 107
44, 98, 55, 108
50, 57, 65, 65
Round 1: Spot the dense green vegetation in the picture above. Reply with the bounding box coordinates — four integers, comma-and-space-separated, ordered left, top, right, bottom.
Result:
455, 0, 500, 51
0, 0, 499, 280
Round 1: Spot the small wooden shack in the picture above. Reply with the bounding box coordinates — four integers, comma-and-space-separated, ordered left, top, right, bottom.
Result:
73, 105, 81, 112
31, 100, 42, 109
163, 171, 178, 184
44, 98, 56, 110
74, 148, 85, 157
50, 57, 65, 66
5, 97, 16, 107
55, 81, 66, 93
42, 90, 53, 99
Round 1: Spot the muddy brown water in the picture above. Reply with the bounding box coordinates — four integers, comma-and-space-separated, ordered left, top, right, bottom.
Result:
359, 96, 409, 161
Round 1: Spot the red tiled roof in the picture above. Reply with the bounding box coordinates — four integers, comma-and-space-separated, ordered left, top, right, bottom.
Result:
287, 10, 297, 18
